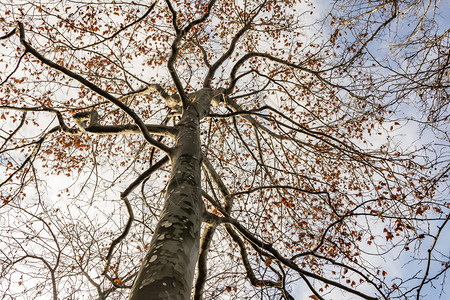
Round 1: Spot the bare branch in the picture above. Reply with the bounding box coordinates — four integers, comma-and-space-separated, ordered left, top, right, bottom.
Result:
416, 216, 450, 299
193, 224, 217, 300
17, 22, 171, 154
0, 51, 26, 86
102, 156, 169, 276
0, 27, 16, 40
76, 1, 157, 50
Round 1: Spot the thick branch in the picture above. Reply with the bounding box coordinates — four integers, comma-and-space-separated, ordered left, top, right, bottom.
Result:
166, 0, 218, 108
227, 216, 378, 300
203, 22, 251, 87
86, 124, 177, 138
120, 83, 182, 113
203, 1, 268, 87
203, 154, 377, 299
225, 51, 366, 100
1, 105, 177, 138
0, 27, 16, 40
17, 22, 171, 154
193, 224, 217, 300
225, 224, 280, 288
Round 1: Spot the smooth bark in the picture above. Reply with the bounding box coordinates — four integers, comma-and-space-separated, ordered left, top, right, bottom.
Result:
129, 89, 213, 300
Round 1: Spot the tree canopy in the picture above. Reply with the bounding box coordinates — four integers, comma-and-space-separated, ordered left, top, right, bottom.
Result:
0, 0, 448, 299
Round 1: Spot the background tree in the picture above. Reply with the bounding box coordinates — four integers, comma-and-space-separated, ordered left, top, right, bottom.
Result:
0, 0, 448, 299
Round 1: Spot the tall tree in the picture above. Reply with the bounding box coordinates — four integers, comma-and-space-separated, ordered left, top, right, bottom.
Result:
0, 0, 448, 299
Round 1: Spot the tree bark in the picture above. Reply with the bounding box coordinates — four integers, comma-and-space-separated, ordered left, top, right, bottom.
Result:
129, 88, 213, 300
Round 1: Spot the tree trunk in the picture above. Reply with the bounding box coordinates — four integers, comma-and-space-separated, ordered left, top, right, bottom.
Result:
129, 89, 213, 300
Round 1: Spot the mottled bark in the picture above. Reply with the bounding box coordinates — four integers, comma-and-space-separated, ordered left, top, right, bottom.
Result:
129, 89, 213, 300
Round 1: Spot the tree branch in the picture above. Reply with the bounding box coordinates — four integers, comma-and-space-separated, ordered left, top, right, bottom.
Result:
166, 0, 218, 108
17, 22, 171, 154
203, 0, 267, 87
0, 51, 26, 86
416, 215, 450, 299
193, 224, 217, 300
76, 1, 157, 50
0, 27, 16, 40
102, 156, 169, 276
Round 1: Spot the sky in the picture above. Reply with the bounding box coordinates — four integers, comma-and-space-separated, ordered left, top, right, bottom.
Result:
1, 0, 449, 299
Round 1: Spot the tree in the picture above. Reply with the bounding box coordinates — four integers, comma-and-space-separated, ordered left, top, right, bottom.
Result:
0, 0, 448, 299
328, 0, 449, 139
